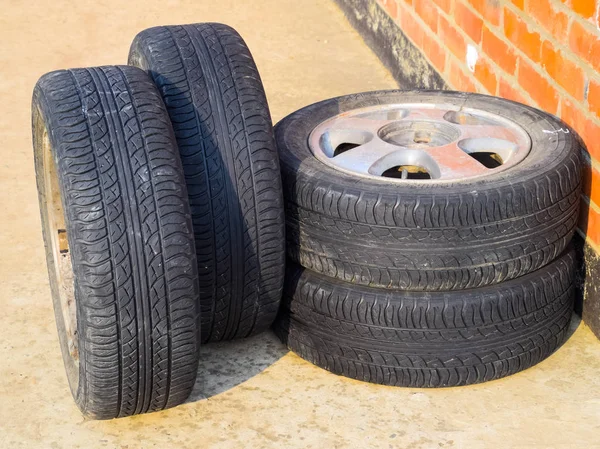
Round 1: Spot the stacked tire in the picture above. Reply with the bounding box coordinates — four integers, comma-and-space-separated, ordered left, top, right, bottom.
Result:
33, 24, 285, 419
273, 90, 581, 387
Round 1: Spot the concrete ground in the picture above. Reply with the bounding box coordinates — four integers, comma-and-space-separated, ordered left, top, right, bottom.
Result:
1, 0, 599, 448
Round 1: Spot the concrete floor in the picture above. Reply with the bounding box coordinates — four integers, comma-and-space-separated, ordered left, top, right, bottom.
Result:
0, 0, 599, 447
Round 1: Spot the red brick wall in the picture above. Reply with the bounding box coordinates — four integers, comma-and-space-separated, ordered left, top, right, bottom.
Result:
378, 0, 600, 251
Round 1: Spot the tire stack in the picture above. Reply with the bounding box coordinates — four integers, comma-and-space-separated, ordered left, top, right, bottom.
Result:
273, 91, 582, 387
32, 23, 582, 420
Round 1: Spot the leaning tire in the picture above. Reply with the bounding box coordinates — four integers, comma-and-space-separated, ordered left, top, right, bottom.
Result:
33, 66, 200, 419
276, 90, 582, 291
275, 248, 575, 387
129, 23, 286, 342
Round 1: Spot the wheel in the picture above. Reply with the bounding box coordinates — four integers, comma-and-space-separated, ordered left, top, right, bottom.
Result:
33, 66, 200, 419
129, 23, 286, 342
276, 90, 582, 291
275, 248, 575, 387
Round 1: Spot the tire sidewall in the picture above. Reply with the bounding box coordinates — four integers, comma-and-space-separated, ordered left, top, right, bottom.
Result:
32, 83, 85, 409
277, 90, 581, 197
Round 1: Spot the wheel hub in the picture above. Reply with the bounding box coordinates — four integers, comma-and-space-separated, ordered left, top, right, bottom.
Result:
309, 104, 532, 182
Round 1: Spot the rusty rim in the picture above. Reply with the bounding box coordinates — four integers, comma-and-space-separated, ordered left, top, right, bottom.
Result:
308, 103, 532, 182
42, 128, 79, 365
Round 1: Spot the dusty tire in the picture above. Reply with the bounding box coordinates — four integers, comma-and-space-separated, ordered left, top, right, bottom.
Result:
276, 90, 582, 291
33, 66, 200, 419
129, 23, 286, 342
275, 248, 575, 387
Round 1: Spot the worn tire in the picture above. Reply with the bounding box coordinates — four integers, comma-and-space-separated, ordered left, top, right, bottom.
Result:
129, 23, 286, 342
275, 248, 575, 387
276, 90, 582, 291
33, 66, 200, 419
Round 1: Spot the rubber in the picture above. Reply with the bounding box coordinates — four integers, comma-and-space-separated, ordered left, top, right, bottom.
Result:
275, 248, 575, 387
33, 66, 200, 419
276, 90, 582, 291
129, 23, 286, 342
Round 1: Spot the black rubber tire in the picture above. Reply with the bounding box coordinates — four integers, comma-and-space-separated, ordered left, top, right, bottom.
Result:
33, 66, 200, 419
276, 90, 582, 291
129, 23, 286, 342
274, 248, 575, 387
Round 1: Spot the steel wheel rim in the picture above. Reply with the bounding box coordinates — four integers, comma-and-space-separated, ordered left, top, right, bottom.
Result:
308, 103, 532, 182
42, 127, 79, 366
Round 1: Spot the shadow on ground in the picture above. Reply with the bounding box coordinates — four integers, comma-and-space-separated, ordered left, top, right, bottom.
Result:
187, 330, 289, 401
186, 314, 583, 403
566, 314, 582, 340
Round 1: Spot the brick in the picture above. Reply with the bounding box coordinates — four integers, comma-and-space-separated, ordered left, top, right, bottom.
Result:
570, 0, 597, 18
504, 7, 543, 62
588, 78, 600, 117
448, 59, 477, 92
414, 0, 439, 32
582, 160, 600, 208
482, 26, 517, 74
518, 59, 559, 113
474, 56, 498, 94
561, 98, 600, 160
467, 0, 502, 26
432, 0, 453, 14
527, 0, 570, 44
422, 30, 446, 72
569, 20, 600, 73
439, 15, 466, 59
498, 77, 530, 104
380, 0, 399, 18
399, 7, 424, 47
510, 0, 525, 9
455, 0, 483, 42
541, 40, 586, 101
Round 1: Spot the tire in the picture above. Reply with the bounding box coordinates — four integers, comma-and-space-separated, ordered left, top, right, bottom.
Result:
129, 23, 286, 342
276, 90, 582, 291
274, 248, 575, 387
33, 66, 200, 419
